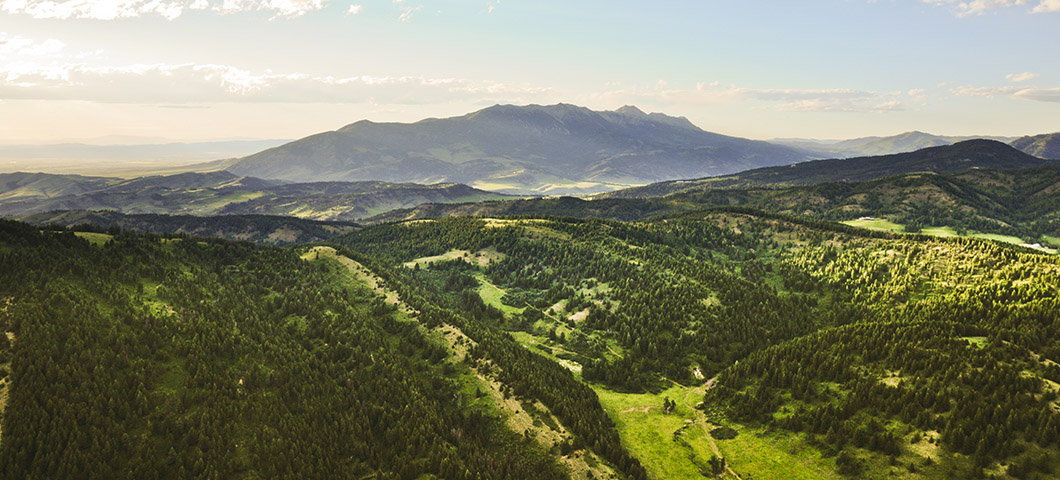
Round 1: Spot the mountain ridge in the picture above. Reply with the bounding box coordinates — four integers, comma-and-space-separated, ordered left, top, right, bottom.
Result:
225, 103, 811, 195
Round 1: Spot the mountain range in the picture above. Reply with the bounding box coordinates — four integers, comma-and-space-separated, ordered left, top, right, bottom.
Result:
605, 139, 1053, 197
368, 141, 1060, 247
771, 131, 1018, 158
225, 104, 811, 195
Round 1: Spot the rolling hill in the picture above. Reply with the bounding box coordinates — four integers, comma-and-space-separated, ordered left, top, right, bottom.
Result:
771, 131, 1016, 158
0, 172, 120, 202
368, 163, 1060, 246
605, 139, 1055, 197
5, 198, 1060, 479
19, 210, 359, 245
1011, 132, 1060, 160
224, 104, 811, 195
0, 171, 513, 221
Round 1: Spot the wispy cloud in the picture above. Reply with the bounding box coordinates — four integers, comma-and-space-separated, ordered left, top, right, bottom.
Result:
346, 4, 362, 14
590, 83, 905, 114
1005, 72, 1040, 82
950, 85, 1024, 97
1013, 87, 1060, 102
0, 33, 66, 57
923, 0, 1060, 16
1031, 0, 1060, 11
0, 60, 554, 103
398, 5, 421, 21
951, 84, 1060, 102
0, 0, 330, 20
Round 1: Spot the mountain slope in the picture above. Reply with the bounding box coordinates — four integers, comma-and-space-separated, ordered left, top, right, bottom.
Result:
334, 211, 1060, 479
225, 104, 810, 194
772, 131, 1016, 158
1011, 132, 1060, 159
607, 140, 1054, 198
18, 210, 359, 245
0, 220, 572, 479
0, 171, 512, 221
0, 172, 120, 202
368, 163, 1060, 245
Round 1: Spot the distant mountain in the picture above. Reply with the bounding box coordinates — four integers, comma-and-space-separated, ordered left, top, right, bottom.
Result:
225, 104, 810, 195
0, 172, 120, 202
606, 140, 1054, 198
21, 211, 358, 245
1010, 132, 1060, 159
368, 163, 1060, 245
771, 131, 1016, 158
0, 171, 512, 221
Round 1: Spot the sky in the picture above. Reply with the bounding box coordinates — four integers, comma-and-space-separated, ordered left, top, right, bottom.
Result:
0, 0, 1058, 144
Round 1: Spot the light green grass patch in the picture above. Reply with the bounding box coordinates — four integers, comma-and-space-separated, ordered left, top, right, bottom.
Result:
474, 273, 525, 315
403, 249, 471, 268
594, 384, 715, 480
716, 426, 842, 480
920, 226, 958, 237
962, 336, 988, 348
74, 232, 113, 246
841, 218, 905, 233
969, 232, 1025, 244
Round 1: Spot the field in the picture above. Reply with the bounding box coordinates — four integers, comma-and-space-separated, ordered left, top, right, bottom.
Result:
73, 232, 113, 246
844, 220, 1058, 253
840, 218, 905, 233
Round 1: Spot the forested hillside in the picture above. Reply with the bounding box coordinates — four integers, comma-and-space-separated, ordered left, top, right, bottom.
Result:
335, 211, 1060, 479
372, 164, 1060, 248
5, 205, 1060, 479
0, 221, 580, 479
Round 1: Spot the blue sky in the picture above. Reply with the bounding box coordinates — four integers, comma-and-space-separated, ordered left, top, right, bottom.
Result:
0, 0, 1057, 143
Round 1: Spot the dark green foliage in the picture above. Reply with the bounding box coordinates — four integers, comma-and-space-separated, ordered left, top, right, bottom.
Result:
24, 211, 358, 245
335, 245, 650, 480
0, 219, 564, 480
710, 427, 737, 440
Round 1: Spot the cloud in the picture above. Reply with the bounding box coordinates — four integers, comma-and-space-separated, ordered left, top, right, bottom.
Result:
346, 3, 362, 14
589, 83, 905, 114
924, 0, 1060, 15
398, 5, 420, 21
0, 33, 66, 57
1013, 87, 1060, 102
1032, 0, 1060, 11
0, 0, 329, 20
0, 61, 554, 104
951, 84, 1060, 102
1006, 72, 1040, 82
950, 85, 1023, 97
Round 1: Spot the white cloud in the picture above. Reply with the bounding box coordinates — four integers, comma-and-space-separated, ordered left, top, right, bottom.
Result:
0, 0, 329, 19
0, 60, 554, 104
398, 5, 420, 21
950, 85, 1023, 97
1032, 0, 1060, 12
1013, 87, 1060, 102
589, 84, 904, 114
0, 33, 66, 57
1006, 72, 1040, 82
951, 84, 1060, 102
346, 3, 361, 14
924, 0, 1059, 15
